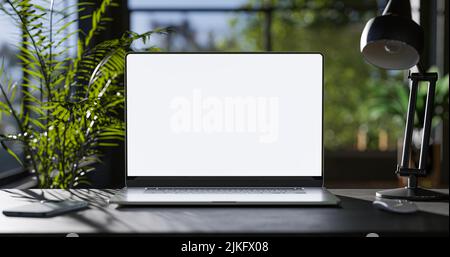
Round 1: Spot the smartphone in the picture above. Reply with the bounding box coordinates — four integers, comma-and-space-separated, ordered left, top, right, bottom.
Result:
2, 200, 88, 218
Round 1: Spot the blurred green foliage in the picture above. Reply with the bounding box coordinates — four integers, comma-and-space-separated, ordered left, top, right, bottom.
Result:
369, 67, 449, 129
225, 0, 409, 150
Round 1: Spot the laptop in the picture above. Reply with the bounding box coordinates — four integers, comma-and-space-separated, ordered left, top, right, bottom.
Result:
109, 52, 340, 205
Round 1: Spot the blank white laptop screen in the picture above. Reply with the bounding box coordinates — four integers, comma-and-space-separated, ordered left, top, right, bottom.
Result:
126, 53, 322, 177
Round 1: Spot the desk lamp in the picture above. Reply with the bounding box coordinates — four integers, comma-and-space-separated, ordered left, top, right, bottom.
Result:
360, 0, 448, 200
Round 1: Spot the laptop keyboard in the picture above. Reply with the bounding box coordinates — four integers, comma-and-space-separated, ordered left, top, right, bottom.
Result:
144, 187, 306, 194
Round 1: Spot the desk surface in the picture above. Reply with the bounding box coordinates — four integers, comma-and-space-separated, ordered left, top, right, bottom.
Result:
0, 189, 448, 235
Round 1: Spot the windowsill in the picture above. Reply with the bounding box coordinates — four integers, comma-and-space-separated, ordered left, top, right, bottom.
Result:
0, 167, 26, 180
0, 167, 36, 189
1, 175, 37, 189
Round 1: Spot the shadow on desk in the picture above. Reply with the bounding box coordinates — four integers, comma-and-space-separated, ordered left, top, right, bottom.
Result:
111, 196, 448, 236
1, 189, 448, 236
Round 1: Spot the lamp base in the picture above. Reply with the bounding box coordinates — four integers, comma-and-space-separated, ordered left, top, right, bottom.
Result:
376, 187, 449, 201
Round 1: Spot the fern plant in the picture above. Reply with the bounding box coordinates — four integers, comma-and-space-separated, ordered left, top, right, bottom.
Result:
0, 0, 164, 188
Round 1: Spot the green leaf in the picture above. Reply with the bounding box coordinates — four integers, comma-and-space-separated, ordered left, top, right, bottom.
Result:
1, 0, 168, 189
0, 141, 24, 167
98, 142, 119, 147
29, 118, 45, 129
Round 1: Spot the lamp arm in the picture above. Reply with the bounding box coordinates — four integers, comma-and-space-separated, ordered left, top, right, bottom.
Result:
399, 74, 418, 172
415, 61, 426, 74
382, 0, 412, 19
382, 0, 393, 15
397, 71, 438, 189
418, 73, 438, 170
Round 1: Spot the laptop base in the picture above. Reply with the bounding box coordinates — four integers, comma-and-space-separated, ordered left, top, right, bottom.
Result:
109, 187, 340, 206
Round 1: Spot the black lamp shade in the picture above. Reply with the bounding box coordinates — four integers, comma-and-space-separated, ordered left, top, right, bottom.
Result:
360, 14, 424, 70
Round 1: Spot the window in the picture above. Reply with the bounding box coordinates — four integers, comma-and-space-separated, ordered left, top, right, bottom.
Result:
1, 0, 447, 188
127, 0, 448, 187
128, 0, 402, 151
0, 11, 23, 178
0, 0, 78, 182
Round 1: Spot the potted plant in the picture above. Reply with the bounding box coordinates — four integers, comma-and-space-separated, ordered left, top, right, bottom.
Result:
0, 0, 165, 188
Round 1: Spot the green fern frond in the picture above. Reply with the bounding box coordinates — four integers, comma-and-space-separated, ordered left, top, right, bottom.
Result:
1, 0, 166, 189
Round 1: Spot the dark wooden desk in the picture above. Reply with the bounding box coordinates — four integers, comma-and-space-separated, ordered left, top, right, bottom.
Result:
0, 189, 448, 235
